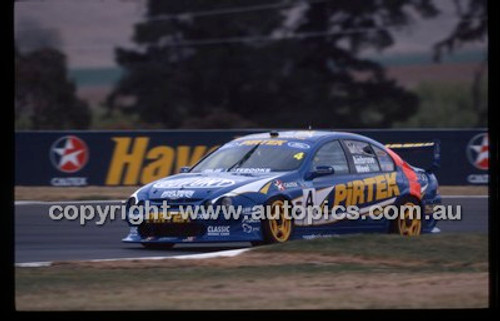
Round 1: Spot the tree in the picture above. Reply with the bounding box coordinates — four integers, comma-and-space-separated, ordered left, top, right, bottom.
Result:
108, 0, 439, 129
434, 0, 487, 127
394, 81, 487, 128
15, 17, 62, 53
15, 48, 91, 129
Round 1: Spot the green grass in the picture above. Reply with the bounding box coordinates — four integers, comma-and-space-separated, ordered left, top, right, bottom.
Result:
17, 233, 488, 295
15, 233, 489, 310
15, 264, 362, 293
16, 262, 486, 301
256, 233, 488, 266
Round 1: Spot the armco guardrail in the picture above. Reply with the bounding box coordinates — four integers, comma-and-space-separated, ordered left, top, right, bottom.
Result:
15, 129, 488, 186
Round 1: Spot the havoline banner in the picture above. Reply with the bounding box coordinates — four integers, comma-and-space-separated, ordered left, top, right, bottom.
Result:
15, 129, 488, 186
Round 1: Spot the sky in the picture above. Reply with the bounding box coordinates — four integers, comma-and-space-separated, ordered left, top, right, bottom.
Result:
14, 0, 487, 68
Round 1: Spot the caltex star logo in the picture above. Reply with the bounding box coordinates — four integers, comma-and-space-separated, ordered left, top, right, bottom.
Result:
50, 135, 89, 173
467, 133, 488, 170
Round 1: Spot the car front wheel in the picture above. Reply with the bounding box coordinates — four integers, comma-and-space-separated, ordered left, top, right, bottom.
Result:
260, 198, 294, 244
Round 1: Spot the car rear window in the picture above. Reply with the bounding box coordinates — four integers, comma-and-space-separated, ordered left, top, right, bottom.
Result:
344, 140, 381, 173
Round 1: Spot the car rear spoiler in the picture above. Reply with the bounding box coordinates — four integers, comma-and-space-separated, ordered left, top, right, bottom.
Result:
384, 140, 440, 173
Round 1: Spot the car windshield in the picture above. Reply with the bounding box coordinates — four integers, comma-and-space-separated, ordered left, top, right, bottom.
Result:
190, 139, 309, 173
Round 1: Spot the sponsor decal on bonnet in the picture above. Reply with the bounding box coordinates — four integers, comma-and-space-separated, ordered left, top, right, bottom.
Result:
233, 168, 271, 173
160, 190, 195, 199
153, 177, 236, 189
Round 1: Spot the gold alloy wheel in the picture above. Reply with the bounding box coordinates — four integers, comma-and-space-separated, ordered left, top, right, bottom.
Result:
397, 202, 422, 236
268, 199, 292, 242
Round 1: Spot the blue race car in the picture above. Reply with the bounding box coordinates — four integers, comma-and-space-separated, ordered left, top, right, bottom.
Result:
123, 130, 441, 248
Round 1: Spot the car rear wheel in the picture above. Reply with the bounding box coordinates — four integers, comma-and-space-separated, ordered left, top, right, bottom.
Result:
260, 199, 293, 244
391, 199, 422, 236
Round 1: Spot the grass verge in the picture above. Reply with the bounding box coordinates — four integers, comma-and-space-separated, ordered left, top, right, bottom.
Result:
16, 233, 488, 310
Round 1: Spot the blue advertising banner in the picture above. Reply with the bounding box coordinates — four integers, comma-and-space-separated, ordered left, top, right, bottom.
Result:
15, 129, 488, 186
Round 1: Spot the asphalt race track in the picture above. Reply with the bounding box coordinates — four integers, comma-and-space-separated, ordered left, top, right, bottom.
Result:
15, 196, 488, 264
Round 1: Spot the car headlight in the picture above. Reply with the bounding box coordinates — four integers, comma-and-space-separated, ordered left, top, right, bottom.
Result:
125, 197, 136, 210
125, 197, 139, 225
220, 197, 233, 207
202, 199, 213, 210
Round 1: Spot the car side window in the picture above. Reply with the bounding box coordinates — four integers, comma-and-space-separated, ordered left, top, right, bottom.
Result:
311, 141, 349, 174
344, 140, 381, 173
372, 145, 395, 172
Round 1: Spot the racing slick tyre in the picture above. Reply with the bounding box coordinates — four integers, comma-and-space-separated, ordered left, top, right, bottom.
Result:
141, 243, 175, 249
260, 198, 294, 244
390, 197, 422, 236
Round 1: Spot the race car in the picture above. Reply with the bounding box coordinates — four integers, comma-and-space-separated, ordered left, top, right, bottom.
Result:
123, 130, 441, 248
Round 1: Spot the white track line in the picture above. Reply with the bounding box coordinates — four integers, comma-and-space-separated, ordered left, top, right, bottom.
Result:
16, 262, 52, 268
89, 248, 251, 262
15, 248, 251, 268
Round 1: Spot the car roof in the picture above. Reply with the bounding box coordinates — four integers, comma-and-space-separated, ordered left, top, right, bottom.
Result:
235, 130, 381, 146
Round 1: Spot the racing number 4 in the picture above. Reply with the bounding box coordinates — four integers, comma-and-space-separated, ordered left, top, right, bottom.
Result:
303, 188, 316, 207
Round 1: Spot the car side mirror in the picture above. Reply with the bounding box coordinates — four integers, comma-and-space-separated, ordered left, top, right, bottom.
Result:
306, 165, 334, 180
180, 166, 191, 173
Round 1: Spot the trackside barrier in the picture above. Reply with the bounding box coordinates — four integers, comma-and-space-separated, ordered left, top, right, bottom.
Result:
15, 129, 488, 186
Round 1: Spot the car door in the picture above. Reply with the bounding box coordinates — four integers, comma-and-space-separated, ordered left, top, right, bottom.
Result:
341, 139, 399, 231
298, 140, 353, 229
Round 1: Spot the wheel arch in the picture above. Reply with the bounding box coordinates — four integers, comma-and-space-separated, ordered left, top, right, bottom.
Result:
389, 194, 423, 234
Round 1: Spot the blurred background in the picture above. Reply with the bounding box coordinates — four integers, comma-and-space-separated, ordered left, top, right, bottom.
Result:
15, 0, 488, 130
